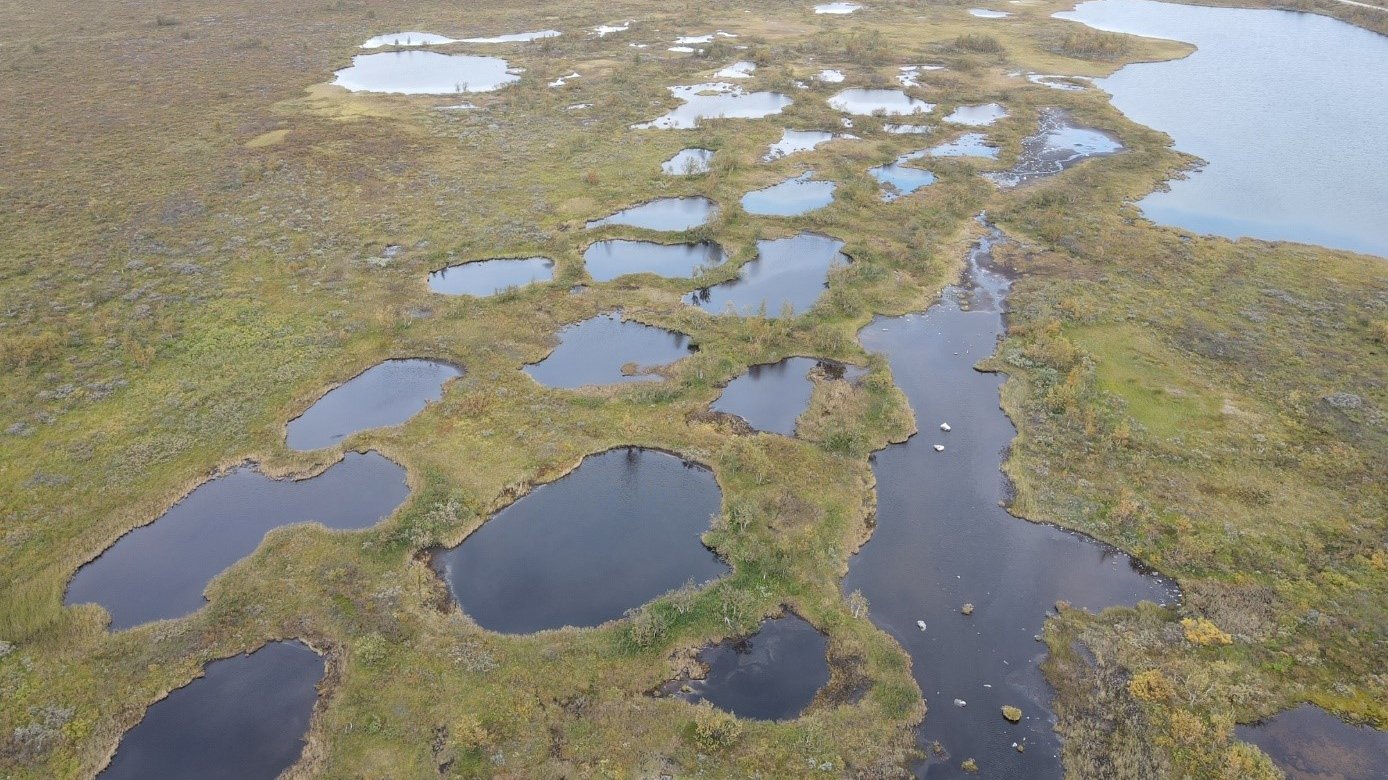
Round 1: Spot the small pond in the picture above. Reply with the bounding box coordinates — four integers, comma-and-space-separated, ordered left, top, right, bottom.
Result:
944, 103, 1007, 126
428, 256, 554, 297
715, 61, 757, 79
66, 452, 409, 629
686, 233, 848, 318
926, 132, 1000, 159
870, 152, 936, 201
286, 358, 461, 451
584, 239, 726, 281
846, 221, 1178, 778
663, 614, 831, 721
829, 88, 934, 116
741, 172, 837, 216
361, 32, 456, 48
587, 196, 718, 231
433, 447, 728, 633
523, 312, 694, 388
968, 8, 1011, 18
663, 148, 715, 175
815, 2, 862, 13
634, 83, 793, 129
99, 642, 324, 780
764, 129, 837, 161
1057, 0, 1388, 256
1236, 705, 1388, 780
332, 51, 519, 94
712, 357, 861, 436
986, 108, 1122, 188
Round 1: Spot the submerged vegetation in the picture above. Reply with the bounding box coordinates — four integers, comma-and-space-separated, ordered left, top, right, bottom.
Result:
0, 0, 1383, 778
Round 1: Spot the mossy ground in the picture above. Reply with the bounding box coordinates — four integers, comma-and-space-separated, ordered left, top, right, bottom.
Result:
1, 0, 1382, 777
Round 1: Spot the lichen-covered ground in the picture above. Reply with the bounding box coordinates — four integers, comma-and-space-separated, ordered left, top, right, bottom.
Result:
0, 0, 1382, 777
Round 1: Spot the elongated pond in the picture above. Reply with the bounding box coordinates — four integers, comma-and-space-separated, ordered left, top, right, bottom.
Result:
100, 642, 324, 779
845, 224, 1178, 778
433, 448, 727, 633
587, 196, 717, 231
663, 613, 830, 720
524, 312, 694, 388
428, 256, 554, 297
332, 51, 519, 94
634, 83, 792, 129
583, 239, 726, 281
66, 451, 409, 629
685, 233, 848, 318
286, 358, 461, 451
1058, 0, 1388, 257
741, 173, 837, 216
1236, 705, 1388, 780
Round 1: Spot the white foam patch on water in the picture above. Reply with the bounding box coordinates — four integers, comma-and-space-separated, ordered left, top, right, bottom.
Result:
460, 30, 562, 43
716, 61, 757, 78
548, 72, 582, 87
815, 2, 863, 14
817, 69, 846, 83
669, 46, 698, 53
594, 22, 631, 37
362, 32, 457, 49
676, 34, 715, 44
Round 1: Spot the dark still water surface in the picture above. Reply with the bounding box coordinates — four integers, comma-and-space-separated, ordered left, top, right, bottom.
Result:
66, 452, 409, 629
846, 225, 1178, 778
100, 641, 324, 780
434, 448, 728, 633
523, 313, 694, 388
286, 358, 461, 451
1058, 0, 1388, 257
669, 614, 830, 721
1236, 705, 1388, 780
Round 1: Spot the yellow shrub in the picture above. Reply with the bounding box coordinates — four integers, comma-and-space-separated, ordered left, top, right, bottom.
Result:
1129, 669, 1176, 702
1182, 618, 1233, 646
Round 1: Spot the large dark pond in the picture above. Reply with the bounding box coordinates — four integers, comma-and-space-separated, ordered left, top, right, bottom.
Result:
66, 452, 409, 629
664, 613, 830, 721
433, 448, 728, 633
712, 357, 857, 436
286, 359, 461, 451
523, 313, 694, 388
685, 233, 848, 318
100, 641, 324, 780
845, 224, 1178, 778
1236, 705, 1388, 780
1058, 0, 1388, 257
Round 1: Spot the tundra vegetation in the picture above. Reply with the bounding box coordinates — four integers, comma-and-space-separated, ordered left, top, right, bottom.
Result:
0, 0, 1383, 778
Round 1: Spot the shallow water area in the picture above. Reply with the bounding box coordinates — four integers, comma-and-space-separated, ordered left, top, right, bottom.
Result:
870, 154, 936, 201
884, 123, 932, 134
829, 88, 933, 116
1235, 705, 1388, 780
665, 614, 830, 720
99, 642, 324, 780
741, 172, 837, 216
634, 83, 792, 129
286, 358, 461, 450
523, 313, 694, 388
66, 452, 409, 629
333, 50, 519, 94
428, 257, 553, 297
815, 2, 863, 13
715, 61, 757, 79
969, 8, 1011, 17
986, 108, 1121, 188
686, 233, 848, 318
927, 132, 999, 158
662, 148, 715, 175
1058, 0, 1388, 256
763, 129, 836, 161
459, 29, 561, 43
846, 225, 1178, 778
586, 196, 717, 231
817, 69, 846, 83
433, 447, 727, 633
583, 239, 726, 281
594, 22, 631, 37
361, 32, 456, 48
712, 357, 859, 435
944, 103, 1007, 126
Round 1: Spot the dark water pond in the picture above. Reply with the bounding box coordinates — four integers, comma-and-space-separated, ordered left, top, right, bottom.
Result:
845, 223, 1178, 778
66, 452, 409, 629
523, 312, 694, 388
433, 447, 728, 633
712, 357, 861, 436
987, 108, 1122, 188
663, 148, 715, 175
583, 239, 726, 281
741, 173, 837, 216
286, 359, 461, 451
428, 256, 554, 296
1058, 0, 1388, 257
332, 51, 519, 94
664, 614, 830, 720
586, 196, 717, 231
685, 233, 848, 318
1236, 705, 1388, 780
100, 641, 323, 780
634, 83, 793, 129
870, 152, 937, 201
